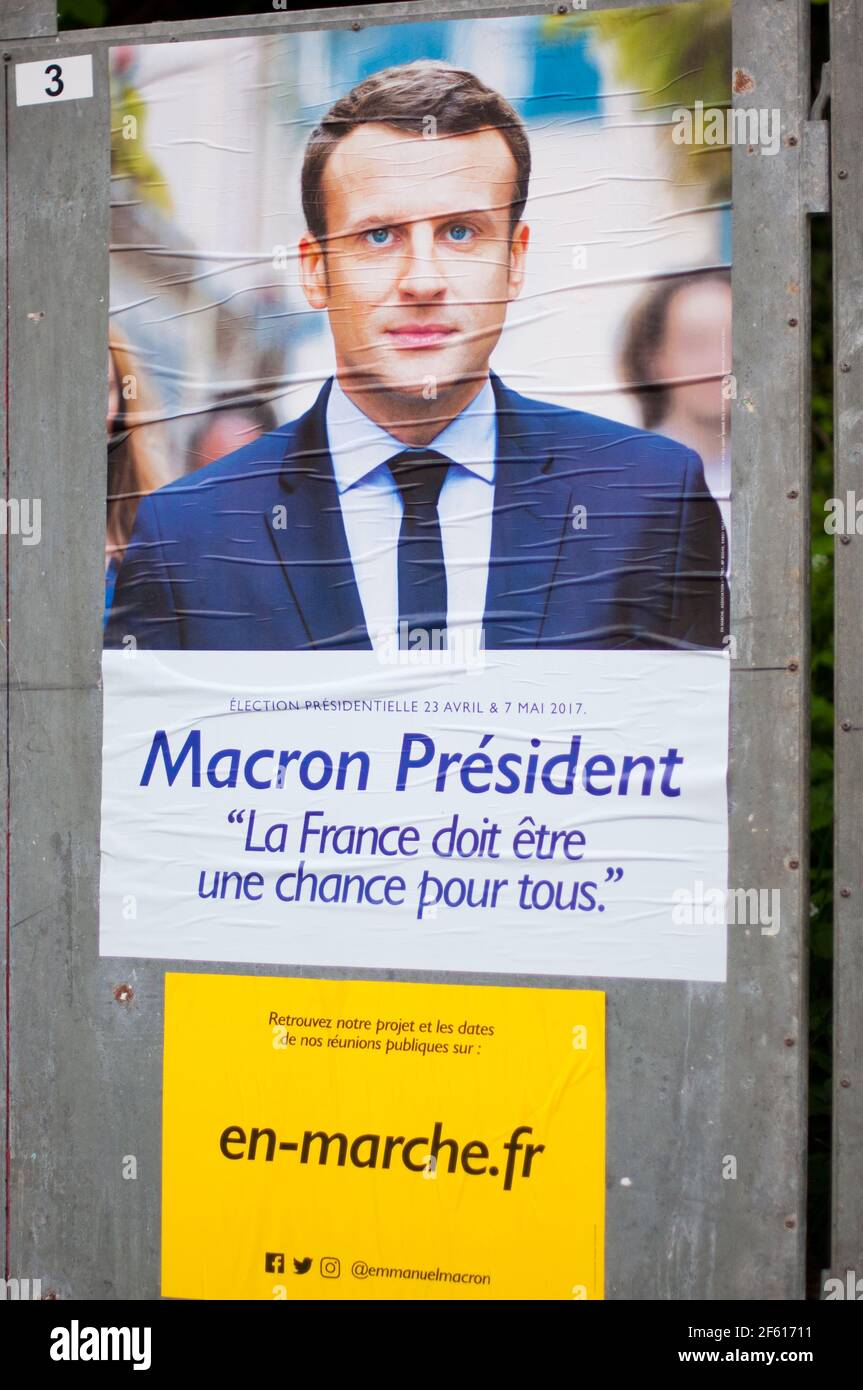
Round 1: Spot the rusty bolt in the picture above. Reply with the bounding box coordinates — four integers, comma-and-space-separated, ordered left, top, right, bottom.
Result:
784, 1036, 796, 1048
352, 20, 362, 29
113, 983, 134, 1005
840, 887, 852, 898
838, 169, 849, 180
788, 317, 798, 327
41, 1289, 59, 1300
784, 1217, 797, 1230
841, 535, 852, 545
787, 660, 798, 672
840, 362, 851, 372
840, 1078, 851, 1088
787, 488, 799, 499
841, 719, 852, 731
788, 859, 800, 870
788, 135, 798, 147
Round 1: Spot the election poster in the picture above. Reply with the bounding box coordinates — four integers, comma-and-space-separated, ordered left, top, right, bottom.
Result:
161, 973, 606, 1300
101, 3, 732, 982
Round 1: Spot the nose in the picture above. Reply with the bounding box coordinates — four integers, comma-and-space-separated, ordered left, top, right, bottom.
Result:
396, 222, 447, 302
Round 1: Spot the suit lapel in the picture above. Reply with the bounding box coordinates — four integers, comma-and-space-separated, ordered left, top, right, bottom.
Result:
265, 375, 579, 651
265, 379, 372, 650
483, 375, 573, 649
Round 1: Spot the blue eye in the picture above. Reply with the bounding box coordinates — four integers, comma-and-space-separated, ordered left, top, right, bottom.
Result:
366, 228, 392, 246
448, 224, 473, 242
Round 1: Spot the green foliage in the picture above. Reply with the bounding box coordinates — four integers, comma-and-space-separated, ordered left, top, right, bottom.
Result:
111, 77, 173, 214
807, 213, 833, 1290
559, 1, 732, 201
567, 0, 731, 109
58, 0, 108, 28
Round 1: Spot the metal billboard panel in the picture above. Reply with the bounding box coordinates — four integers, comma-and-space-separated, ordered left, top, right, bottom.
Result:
2, 0, 811, 1299
831, 0, 863, 1282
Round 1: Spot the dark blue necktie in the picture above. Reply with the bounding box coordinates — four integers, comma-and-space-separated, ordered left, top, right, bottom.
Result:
387, 449, 450, 649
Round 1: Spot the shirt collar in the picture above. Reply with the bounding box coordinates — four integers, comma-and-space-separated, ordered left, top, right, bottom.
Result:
326, 375, 497, 494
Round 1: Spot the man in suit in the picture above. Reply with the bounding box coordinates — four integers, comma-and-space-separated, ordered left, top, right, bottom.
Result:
106, 59, 727, 653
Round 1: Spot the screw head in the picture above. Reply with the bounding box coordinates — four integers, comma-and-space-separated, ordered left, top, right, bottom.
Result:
840, 362, 852, 372
788, 135, 798, 147
841, 719, 852, 731
840, 887, 852, 898
784, 1217, 797, 1229
841, 535, 852, 545
784, 1036, 796, 1048
838, 169, 849, 179
788, 858, 800, 870
788, 317, 798, 327
841, 1078, 851, 1088
787, 488, 799, 499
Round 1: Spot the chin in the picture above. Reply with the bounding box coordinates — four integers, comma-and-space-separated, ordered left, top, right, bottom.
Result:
383, 361, 485, 398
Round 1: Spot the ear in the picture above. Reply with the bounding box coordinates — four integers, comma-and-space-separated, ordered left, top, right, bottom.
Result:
299, 233, 329, 309
507, 221, 529, 301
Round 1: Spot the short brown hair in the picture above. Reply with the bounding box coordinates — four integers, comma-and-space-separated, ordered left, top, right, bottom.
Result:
301, 59, 531, 242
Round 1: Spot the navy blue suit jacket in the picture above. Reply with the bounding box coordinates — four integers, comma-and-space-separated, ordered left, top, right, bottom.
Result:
105, 374, 728, 651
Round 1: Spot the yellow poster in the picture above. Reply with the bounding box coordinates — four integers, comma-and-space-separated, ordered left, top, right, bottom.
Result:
162, 973, 605, 1300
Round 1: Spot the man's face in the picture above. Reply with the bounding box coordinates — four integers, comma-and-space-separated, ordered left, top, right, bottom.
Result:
300, 123, 528, 409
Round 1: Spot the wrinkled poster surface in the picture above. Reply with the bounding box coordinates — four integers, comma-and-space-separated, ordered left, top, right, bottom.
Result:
101, 4, 732, 981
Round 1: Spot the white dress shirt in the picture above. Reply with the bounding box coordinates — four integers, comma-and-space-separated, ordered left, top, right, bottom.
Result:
326, 376, 497, 650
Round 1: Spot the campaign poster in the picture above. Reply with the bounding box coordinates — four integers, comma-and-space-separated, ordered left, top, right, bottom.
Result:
161, 973, 605, 1300
101, 4, 732, 981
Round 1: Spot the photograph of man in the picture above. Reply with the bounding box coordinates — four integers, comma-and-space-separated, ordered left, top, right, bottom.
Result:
105, 60, 728, 654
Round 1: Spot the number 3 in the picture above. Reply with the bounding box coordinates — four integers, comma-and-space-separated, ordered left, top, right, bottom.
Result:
44, 63, 64, 97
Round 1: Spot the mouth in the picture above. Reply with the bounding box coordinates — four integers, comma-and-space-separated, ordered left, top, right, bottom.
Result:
384, 324, 458, 350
